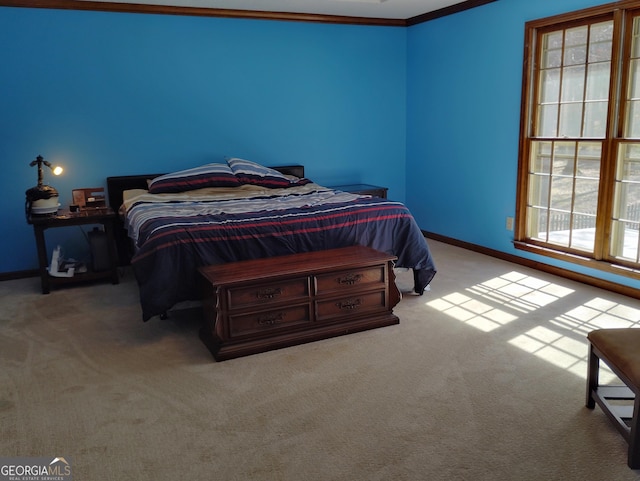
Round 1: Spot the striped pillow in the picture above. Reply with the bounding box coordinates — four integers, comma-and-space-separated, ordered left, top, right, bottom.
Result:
227, 158, 310, 188
148, 163, 240, 193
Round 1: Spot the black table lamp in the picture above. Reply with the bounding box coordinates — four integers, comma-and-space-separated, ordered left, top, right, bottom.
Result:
25, 155, 64, 216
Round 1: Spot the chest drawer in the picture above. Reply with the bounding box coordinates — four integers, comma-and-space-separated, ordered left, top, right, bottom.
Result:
226, 277, 310, 310
199, 246, 400, 361
228, 304, 311, 338
315, 266, 386, 295
316, 290, 387, 322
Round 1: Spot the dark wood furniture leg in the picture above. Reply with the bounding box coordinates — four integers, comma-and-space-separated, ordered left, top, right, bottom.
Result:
32, 224, 51, 294
586, 329, 640, 469
586, 343, 598, 409
630, 396, 640, 469
103, 217, 119, 285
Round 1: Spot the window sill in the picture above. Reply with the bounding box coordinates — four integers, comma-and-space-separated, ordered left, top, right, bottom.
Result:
513, 241, 640, 282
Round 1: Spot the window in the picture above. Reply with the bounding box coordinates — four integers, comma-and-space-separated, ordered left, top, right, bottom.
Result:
516, 1, 640, 277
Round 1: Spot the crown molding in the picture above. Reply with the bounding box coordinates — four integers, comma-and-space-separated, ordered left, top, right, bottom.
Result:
0, 0, 496, 26
0, 0, 405, 25
407, 0, 496, 26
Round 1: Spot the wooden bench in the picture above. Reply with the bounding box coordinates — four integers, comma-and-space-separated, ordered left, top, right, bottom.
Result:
199, 246, 402, 361
586, 328, 640, 468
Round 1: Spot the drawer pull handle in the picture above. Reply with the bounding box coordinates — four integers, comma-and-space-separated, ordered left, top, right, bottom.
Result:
337, 298, 361, 310
338, 273, 362, 285
258, 312, 284, 326
256, 287, 282, 300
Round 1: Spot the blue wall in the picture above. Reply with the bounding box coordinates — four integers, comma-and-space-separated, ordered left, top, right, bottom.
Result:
0, 7, 406, 273
406, 0, 640, 289
4, 0, 640, 292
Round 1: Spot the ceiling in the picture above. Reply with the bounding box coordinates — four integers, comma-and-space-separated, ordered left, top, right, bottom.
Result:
83, 0, 479, 21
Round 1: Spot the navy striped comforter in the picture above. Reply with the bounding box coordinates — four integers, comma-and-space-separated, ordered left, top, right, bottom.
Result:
125, 186, 436, 321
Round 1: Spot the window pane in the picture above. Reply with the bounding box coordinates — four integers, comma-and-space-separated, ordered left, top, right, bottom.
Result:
549, 176, 573, 210
559, 103, 583, 137
614, 144, 640, 216
565, 45, 587, 66
611, 143, 640, 260
536, 21, 613, 140
574, 178, 600, 214
625, 100, 640, 138
626, 19, 640, 138
530, 141, 552, 174
547, 209, 571, 247
609, 220, 640, 261
551, 141, 575, 176
528, 173, 550, 208
541, 68, 561, 103
585, 62, 610, 101
525, 140, 602, 252
591, 21, 613, 42
577, 142, 602, 177
633, 17, 640, 58
538, 104, 558, 137
552, 156, 573, 176
628, 59, 640, 99
614, 182, 640, 219
589, 21, 613, 62
561, 65, 586, 102
583, 101, 608, 137
527, 206, 548, 242
570, 214, 596, 251
565, 26, 588, 64
542, 32, 563, 68
627, 205, 640, 223
566, 25, 588, 45
617, 143, 640, 182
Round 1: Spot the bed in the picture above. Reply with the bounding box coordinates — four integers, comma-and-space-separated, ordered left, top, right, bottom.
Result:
107, 159, 436, 322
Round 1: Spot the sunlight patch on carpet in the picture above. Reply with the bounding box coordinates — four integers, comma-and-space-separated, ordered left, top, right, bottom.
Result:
423, 269, 640, 380
425, 293, 517, 332
425, 271, 572, 332
508, 326, 587, 377
509, 296, 640, 380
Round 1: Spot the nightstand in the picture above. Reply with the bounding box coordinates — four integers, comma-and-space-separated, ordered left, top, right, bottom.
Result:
329, 184, 388, 199
27, 207, 120, 294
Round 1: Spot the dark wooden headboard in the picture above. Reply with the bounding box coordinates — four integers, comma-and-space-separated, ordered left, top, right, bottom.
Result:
106, 165, 305, 265
271, 165, 305, 178
106, 173, 162, 214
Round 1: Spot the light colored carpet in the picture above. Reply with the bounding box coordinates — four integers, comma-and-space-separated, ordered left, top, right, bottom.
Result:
2, 240, 640, 480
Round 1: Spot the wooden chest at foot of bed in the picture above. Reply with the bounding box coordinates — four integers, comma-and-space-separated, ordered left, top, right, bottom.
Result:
198, 246, 401, 361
